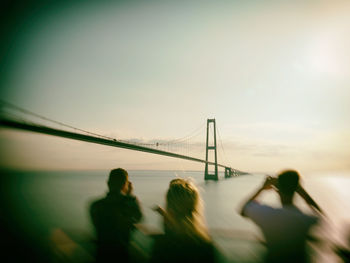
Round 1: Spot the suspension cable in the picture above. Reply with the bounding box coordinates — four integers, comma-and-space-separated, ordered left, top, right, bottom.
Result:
166, 122, 206, 144
0, 99, 206, 157
0, 100, 116, 141
216, 125, 229, 166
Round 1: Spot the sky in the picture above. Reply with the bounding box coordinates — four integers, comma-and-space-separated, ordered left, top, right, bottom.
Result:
0, 0, 350, 174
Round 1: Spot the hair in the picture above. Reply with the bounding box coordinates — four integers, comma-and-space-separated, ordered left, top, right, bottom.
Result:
166, 178, 210, 242
277, 170, 300, 196
107, 168, 128, 191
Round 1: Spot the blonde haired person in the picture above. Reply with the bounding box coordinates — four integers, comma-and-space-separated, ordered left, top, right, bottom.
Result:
150, 178, 217, 263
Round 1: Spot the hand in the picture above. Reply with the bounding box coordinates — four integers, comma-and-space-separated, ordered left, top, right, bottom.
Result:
262, 176, 277, 190
152, 205, 166, 216
240, 176, 277, 212
126, 181, 133, 195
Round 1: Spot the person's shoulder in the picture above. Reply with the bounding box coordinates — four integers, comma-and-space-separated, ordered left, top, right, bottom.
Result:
89, 197, 107, 218
300, 211, 319, 225
193, 238, 217, 262
151, 234, 217, 263
122, 194, 140, 206
123, 194, 137, 201
286, 206, 319, 225
150, 234, 177, 263
198, 238, 216, 252
244, 200, 276, 214
242, 201, 281, 226
90, 197, 105, 209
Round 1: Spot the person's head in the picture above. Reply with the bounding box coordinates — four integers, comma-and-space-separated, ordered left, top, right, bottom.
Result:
166, 178, 199, 218
276, 169, 300, 203
165, 178, 209, 241
107, 168, 128, 193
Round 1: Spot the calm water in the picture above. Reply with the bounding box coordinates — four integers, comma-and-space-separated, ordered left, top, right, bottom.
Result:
1, 170, 349, 262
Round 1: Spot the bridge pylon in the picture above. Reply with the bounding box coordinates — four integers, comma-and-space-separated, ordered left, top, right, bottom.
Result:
204, 119, 218, 181
225, 167, 237, 178
225, 167, 232, 178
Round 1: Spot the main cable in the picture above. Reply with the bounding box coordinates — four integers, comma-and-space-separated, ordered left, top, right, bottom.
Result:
0, 100, 116, 141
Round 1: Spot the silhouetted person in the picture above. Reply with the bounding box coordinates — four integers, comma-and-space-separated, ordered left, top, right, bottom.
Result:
240, 170, 321, 263
150, 178, 217, 263
90, 168, 143, 263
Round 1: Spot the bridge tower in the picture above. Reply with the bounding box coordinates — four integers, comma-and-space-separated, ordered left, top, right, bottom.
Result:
204, 119, 218, 180
225, 167, 232, 178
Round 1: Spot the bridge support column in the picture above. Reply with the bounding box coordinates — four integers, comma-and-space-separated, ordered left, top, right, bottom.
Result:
204, 119, 218, 181
225, 167, 232, 178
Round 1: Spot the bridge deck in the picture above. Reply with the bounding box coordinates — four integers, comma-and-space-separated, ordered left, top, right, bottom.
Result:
0, 118, 231, 169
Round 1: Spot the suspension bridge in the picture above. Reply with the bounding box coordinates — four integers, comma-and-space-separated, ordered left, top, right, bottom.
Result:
0, 101, 247, 180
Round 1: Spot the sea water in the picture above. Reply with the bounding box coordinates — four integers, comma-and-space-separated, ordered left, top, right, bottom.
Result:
1, 170, 349, 262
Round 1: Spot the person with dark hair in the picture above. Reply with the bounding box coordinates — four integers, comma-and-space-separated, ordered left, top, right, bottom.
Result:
150, 178, 217, 263
240, 170, 321, 263
90, 168, 143, 263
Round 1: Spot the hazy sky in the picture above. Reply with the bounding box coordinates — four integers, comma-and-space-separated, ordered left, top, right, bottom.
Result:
1, 0, 350, 174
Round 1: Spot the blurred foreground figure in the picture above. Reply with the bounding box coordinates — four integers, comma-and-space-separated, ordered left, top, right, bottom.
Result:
334, 227, 350, 263
90, 168, 143, 263
150, 178, 217, 263
240, 170, 321, 263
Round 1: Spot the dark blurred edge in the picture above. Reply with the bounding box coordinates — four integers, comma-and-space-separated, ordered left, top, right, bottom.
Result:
0, 2, 79, 258
0, 0, 52, 95
0, 169, 51, 262
0, 0, 130, 97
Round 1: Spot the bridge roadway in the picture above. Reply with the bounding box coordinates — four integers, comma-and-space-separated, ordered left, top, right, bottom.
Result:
0, 118, 242, 175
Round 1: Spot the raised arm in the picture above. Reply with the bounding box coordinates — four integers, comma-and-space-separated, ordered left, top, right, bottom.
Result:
297, 184, 324, 215
240, 176, 275, 216
125, 182, 143, 223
